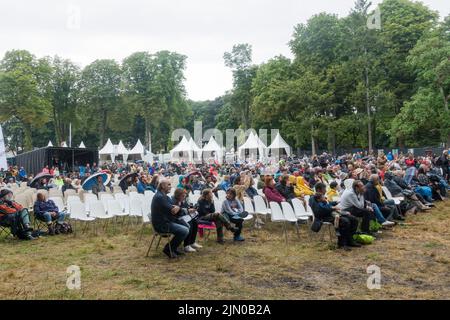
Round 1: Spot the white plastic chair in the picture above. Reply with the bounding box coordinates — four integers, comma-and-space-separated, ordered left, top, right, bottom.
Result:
89, 201, 111, 220
107, 200, 128, 217
84, 194, 98, 212
49, 196, 65, 212
144, 190, 155, 198
217, 190, 226, 200
69, 202, 95, 235
114, 193, 130, 214
382, 186, 403, 205
129, 198, 143, 217
291, 198, 312, 220
270, 202, 289, 244
281, 202, 300, 238
253, 195, 270, 216
100, 194, 115, 210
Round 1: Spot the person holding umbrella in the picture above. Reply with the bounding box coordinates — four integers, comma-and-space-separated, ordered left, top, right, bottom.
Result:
92, 176, 106, 196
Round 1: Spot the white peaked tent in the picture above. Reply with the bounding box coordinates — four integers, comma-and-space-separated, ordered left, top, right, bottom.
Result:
188, 137, 202, 161
116, 140, 129, 162
170, 136, 190, 161
128, 139, 145, 161
0, 125, 7, 170
47, 141, 54, 147
202, 136, 224, 163
268, 132, 291, 156
238, 132, 267, 160
170, 136, 200, 163
79, 141, 86, 149
99, 139, 116, 162
61, 142, 68, 148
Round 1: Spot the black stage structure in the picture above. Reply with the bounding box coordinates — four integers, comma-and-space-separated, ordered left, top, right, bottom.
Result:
15, 147, 98, 176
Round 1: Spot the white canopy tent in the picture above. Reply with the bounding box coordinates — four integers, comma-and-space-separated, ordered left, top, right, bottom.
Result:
116, 140, 129, 162
188, 137, 202, 162
99, 139, 116, 163
128, 139, 145, 161
267, 132, 291, 156
238, 132, 267, 161
202, 136, 224, 163
47, 141, 54, 147
170, 136, 192, 162
170, 136, 202, 163
79, 141, 86, 149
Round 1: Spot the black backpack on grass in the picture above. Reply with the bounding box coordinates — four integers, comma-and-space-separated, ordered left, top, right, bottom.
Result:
54, 222, 73, 234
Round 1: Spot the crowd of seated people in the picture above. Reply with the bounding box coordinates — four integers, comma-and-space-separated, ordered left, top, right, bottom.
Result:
0, 150, 448, 258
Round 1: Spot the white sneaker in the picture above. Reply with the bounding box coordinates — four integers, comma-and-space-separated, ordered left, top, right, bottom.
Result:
184, 246, 197, 253
191, 243, 203, 249
382, 221, 395, 227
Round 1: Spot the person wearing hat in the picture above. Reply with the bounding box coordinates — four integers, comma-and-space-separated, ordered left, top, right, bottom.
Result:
0, 189, 36, 240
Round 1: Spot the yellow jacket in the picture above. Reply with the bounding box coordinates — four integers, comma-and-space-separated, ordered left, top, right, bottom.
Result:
294, 176, 314, 196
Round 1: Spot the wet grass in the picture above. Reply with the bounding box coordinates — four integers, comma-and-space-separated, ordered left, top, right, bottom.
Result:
0, 201, 449, 299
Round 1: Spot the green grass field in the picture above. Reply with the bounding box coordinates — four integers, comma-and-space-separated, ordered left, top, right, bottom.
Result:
1, 202, 449, 300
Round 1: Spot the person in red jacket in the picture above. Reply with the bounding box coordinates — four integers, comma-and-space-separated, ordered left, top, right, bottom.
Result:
0, 189, 36, 240
263, 176, 286, 203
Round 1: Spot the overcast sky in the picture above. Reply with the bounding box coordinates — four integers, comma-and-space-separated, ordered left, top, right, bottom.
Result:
0, 0, 448, 101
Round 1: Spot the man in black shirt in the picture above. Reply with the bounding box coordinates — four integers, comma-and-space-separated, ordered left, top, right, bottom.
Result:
151, 178, 189, 259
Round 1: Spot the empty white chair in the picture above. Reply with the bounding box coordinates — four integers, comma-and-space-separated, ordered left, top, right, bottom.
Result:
100, 194, 115, 210
69, 202, 95, 222
89, 201, 112, 220
291, 198, 312, 220
129, 198, 143, 217
115, 193, 130, 214
84, 193, 98, 211
128, 190, 138, 198
281, 202, 300, 223
270, 202, 286, 222
270, 202, 290, 244
144, 190, 155, 198
253, 195, 270, 216
243, 197, 255, 214
107, 200, 127, 217
214, 199, 223, 212
217, 190, 226, 200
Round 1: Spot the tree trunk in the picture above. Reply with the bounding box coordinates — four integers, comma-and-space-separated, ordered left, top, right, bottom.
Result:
23, 123, 33, 151
365, 66, 373, 153
100, 109, 107, 146
145, 119, 152, 150
311, 125, 316, 156
438, 87, 449, 147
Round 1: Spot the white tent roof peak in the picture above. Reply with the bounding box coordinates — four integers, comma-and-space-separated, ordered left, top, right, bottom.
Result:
268, 132, 291, 156
79, 141, 86, 148
47, 141, 53, 147
202, 136, 222, 152
129, 139, 145, 155
188, 137, 202, 152
170, 136, 191, 153
116, 140, 129, 155
99, 139, 114, 155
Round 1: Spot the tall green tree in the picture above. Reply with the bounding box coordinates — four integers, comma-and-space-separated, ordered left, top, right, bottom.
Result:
224, 44, 258, 129
0, 50, 52, 150
80, 59, 122, 146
